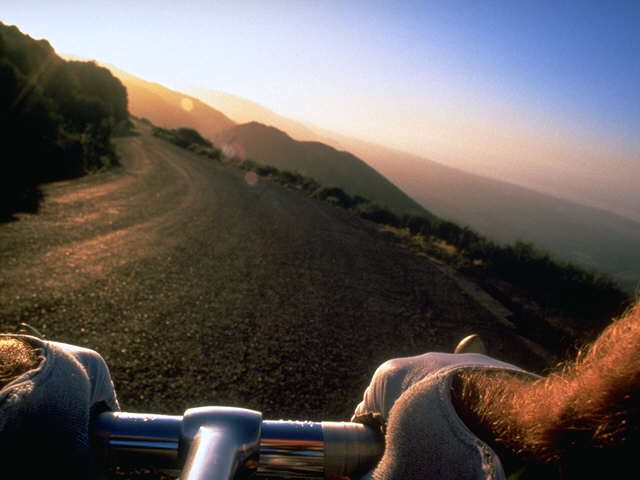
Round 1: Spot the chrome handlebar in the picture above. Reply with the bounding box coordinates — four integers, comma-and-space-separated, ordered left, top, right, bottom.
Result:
93, 407, 383, 480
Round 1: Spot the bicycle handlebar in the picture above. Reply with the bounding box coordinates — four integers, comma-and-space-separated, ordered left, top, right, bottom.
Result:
93, 407, 384, 479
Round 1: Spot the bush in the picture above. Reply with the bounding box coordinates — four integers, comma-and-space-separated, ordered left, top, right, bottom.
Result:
314, 187, 359, 209
300, 177, 320, 193
207, 147, 222, 161
174, 127, 212, 148
358, 203, 401, 227
352, 195, 369, 208
256, 165, 279, 177
402, 214, 432, 236
152, 126, 213, 150
275, 170, 305, 187
240, 159, 258, 171
479, 241, 629, 326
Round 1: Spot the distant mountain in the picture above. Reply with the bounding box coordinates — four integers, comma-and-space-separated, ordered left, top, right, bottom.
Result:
214, 122, 429, 216
185, 87, 324, 142
189, 88, 640, 292
104, 66, 235, 139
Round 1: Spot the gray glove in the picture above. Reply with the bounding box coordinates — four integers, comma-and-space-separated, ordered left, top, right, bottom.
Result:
352, 352, 526, 480
0, 335, 119, 478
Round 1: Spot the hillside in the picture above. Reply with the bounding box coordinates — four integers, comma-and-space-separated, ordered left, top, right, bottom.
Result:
105, 65, 235, 139
214, 122, 429, 216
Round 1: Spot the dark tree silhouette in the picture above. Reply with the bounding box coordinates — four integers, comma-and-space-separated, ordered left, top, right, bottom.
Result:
1, 22, 129, 220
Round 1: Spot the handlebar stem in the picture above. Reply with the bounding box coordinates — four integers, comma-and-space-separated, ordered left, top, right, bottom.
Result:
180, 406, 263, 480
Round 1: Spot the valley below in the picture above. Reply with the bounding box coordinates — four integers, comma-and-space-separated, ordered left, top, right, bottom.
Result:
1, 124, 552, 426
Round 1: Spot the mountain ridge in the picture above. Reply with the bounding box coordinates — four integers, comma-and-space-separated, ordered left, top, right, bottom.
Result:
214, 121, 429, 216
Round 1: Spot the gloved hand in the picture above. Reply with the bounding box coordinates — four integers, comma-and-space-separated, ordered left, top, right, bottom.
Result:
0, 334, 119, 479
352, 352, 524, 480
50, 340, 120, 413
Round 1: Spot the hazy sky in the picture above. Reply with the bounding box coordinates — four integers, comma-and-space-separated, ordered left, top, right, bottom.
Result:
3, 1, 639, 219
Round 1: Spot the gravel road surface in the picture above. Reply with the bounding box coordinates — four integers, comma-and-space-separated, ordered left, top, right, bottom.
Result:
0, 125, 543, 423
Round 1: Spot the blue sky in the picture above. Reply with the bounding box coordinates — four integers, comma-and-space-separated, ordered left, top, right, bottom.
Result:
2, 1, 639, 218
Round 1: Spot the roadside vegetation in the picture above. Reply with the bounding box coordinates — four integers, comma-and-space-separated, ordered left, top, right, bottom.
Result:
152, 120, 631, 348
150, 124, 222, 160
1, 22, 130, 220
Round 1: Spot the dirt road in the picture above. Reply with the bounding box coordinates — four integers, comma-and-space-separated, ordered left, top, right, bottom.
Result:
0, 125, 544, 421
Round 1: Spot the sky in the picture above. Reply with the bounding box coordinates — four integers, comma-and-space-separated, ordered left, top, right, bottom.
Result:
3, 1, 639, 220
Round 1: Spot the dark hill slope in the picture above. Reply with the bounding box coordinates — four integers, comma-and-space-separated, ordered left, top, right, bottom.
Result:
339, 141, 640, 293
214, 122, 429, 216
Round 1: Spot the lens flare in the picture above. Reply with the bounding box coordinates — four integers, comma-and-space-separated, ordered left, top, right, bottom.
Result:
222, 143, 245, 160
244, 171, 258, 186
180, 97, 194, 112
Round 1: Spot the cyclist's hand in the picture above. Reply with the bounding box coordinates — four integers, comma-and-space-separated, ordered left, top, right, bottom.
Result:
0, 335, 119, 477
352, 353, 446, 429
351, 353, 483, 480
51, 340, 119, 412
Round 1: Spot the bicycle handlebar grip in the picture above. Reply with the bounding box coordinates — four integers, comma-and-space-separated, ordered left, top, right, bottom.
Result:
180, 406, 263, 480
92, 411, 182, 469
322, 422, 384, 479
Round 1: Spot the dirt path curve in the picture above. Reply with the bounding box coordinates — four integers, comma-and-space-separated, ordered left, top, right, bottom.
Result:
0, 124, 546, 421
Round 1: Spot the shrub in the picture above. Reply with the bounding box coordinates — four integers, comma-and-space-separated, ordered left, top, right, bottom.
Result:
479, 240, 629, 326
240, 159, 258, 171
256, 164, 279, 177
358, 203, 401, 227
152, 125, 214, 151
352, 195, 369, 208
174, 127, 212, 148
207, 147, 222, 161
433, 220, 463, 245
314, 187, 358, 209
402, 214, 432, 235
300, 177, 320, 193
275, 170, 305, 187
